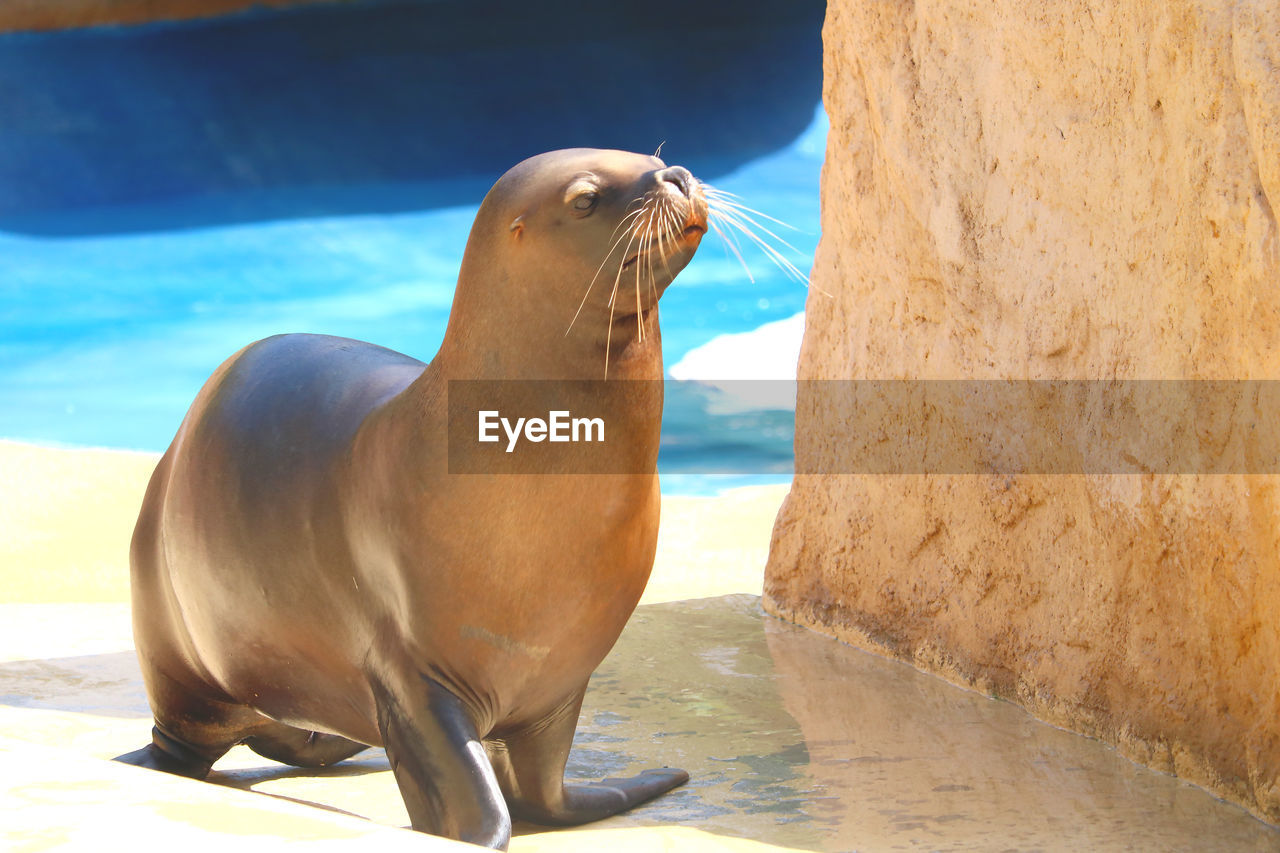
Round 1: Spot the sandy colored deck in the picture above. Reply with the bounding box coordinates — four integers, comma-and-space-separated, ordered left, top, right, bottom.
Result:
2, 440, 1277, 850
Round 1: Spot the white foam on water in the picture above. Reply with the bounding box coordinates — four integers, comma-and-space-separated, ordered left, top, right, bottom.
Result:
668, 312, 804, 412
669, 311, 805, 382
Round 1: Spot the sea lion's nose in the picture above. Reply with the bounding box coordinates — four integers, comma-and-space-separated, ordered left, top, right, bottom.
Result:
655, 166, 695, 198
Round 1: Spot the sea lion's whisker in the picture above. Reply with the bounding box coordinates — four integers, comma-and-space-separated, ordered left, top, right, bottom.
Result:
609, 223, 642, 309
706, 200, 807, 257
604, 211, 650, 375
666, 196, 686, 252
577, 208, 646, 302
708, 219, 757, 284
605, 277, 616, 377
636, 206, 657, 342
663, 206, 684, 274
611, 201, 649, 237
716, 210, 810, 286
702, 188, 803, 233
716, 212, 807, 275
723, 223, 811, 288
652, 196, 676, 304
656, 197, 678, 298
606, 220, 644, 315
660, 196, 681, 242
644, 199, 666, 316
585, 173, 715, 374
646, 200, 668, 304
654, 197, 676, 271
706, 203, 812, 288
700, 182, 819, 289
601, 204, 649, 259
567, 205, 650, 337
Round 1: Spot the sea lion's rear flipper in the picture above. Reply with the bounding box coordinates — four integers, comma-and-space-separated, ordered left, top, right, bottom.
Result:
245, 724, 368, 768
113, 724, 223, 780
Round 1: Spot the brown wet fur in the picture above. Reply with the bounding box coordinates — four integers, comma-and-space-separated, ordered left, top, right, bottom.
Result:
116, 149, 707, 849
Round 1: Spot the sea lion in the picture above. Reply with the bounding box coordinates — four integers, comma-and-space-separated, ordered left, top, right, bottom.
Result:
116, 148, 708, 849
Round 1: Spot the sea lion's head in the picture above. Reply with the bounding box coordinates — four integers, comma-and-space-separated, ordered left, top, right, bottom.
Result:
462, 149, 705, 310
447, 149, 708, 378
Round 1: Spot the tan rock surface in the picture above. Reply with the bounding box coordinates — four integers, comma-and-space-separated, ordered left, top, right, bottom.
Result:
0, 0, 345, 32
766, 0, 1280, 824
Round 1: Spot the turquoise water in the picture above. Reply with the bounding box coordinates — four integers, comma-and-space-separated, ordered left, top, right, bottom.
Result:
0, 1, 823, 491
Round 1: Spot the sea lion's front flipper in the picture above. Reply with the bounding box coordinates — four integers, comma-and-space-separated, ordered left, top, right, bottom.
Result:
488, 686, 689, 826
374, 677, 511, 850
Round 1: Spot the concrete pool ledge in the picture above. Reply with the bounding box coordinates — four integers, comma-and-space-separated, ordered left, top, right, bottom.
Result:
0, 735, 789, 852
4, 441, 1279, 850
0, 735, 474, 851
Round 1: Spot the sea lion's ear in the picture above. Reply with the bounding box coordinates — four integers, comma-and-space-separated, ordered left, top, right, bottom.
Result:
509, 216, 524, 240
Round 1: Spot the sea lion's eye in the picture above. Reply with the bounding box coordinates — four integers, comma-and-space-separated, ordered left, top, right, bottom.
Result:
565, 177, 601, 216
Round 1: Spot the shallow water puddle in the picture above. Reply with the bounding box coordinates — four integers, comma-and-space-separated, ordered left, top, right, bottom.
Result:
1, 595, 1276, 850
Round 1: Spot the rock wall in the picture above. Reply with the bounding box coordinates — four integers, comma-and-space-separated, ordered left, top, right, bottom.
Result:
766, 0, 1280, 822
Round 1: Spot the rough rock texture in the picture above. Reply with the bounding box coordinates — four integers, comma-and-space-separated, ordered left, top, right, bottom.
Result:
0, 0, 346, 32
766, 0, 1280, 823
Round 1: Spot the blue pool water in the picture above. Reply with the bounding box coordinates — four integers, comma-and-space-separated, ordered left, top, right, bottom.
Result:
0, 0, 824, 491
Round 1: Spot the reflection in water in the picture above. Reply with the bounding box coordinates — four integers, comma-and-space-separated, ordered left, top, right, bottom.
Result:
574, 596, 1278, 851
571, 595, 832, 848
3, 596, 1276, 849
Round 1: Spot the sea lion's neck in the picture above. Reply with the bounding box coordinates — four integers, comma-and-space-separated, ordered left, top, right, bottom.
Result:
432, 296, 664, 382
370, 297, 664, 478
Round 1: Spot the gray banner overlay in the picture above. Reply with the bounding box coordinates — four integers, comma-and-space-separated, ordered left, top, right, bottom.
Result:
447, 380, 1280, 475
